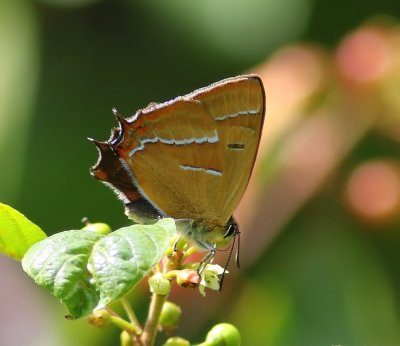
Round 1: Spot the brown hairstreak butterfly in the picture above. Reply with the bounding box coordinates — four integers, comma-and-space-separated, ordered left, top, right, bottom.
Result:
89, 75, 265, 260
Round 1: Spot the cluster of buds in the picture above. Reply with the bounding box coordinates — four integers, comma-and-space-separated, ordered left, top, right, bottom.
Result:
148, 264, 226, 297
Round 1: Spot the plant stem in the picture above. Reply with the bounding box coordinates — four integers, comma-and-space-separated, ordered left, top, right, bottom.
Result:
105, 307, 142, 345
182, 246, 197, 260
140, 292, 169, 346
109, 315, 141, 335
121, 297, 142, 332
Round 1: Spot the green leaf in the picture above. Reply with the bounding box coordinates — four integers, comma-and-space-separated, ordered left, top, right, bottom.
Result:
21, 218, 176, 318
89, 218, 176, 306
22, 230, 102, 319
0, 202, 46, 260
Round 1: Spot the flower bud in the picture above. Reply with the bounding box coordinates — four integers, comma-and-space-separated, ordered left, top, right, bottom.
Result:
148, 273, 171, 295
87, 309, 111, 328
81, 220, 112, 235
120, 330, 133, 346
165, 246, 174, 257
159, 301, 182, 332
205, 323, 241, 346
162, 336, 190, 346
176, 269, 200, 288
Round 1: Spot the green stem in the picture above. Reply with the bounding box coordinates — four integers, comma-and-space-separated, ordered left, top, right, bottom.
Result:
140, 293, 169, 346
121, 297, 142, 332
180, 262, 200, 270
163, 270, 179, 280
182, 246, 197, 260
109, 315, 141, 335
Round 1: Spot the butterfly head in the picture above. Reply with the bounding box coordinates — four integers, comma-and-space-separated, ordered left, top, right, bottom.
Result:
176, 217, 238, 251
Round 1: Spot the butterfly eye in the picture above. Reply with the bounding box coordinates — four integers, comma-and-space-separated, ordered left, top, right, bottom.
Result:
224, 220, 239, 238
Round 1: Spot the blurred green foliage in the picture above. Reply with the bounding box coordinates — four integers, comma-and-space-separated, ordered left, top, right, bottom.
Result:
1, 1, 400, 346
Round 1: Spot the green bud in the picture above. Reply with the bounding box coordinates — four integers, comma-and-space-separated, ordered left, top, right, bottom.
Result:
148, 273, 171, 295
87, 309, 111, 328
205, 323, 241, 346
165, 246, 174, 257
120, 330, 133, 346
162, 336, 190, 346
81, 221, 111, 235
159, 301, 182, 331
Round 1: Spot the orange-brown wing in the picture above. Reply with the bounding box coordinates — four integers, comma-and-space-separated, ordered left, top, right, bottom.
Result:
190, 75, 265, 223
115, 98, 225, 223
95, 75, 265, 227
90, 135, 163, 222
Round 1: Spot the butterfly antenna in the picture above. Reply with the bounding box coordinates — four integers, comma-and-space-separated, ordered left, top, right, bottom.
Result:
219, 232, 238, 291
235, 231, 241, 269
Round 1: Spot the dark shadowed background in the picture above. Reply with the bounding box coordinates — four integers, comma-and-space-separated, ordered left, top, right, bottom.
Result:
1, 0, 400, 345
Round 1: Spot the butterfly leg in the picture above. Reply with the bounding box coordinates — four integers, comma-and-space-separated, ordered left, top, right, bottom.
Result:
173, 235, 181, 252
197, 248, 216, 274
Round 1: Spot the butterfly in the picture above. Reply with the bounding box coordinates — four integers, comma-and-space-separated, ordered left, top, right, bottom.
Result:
90, 74, 265, 259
